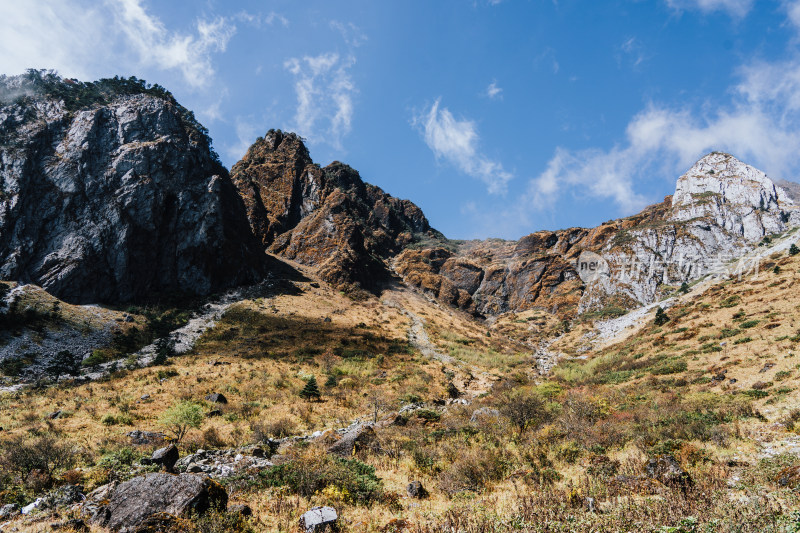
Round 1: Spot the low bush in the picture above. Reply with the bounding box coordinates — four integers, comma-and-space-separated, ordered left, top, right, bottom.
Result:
257, 452, 382, 505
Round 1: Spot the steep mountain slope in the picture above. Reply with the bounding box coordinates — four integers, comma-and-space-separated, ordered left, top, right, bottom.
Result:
230, 130, 446, 292
0, 72, 269, 304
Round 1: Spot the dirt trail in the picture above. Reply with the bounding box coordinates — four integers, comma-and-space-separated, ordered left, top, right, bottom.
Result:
383, 296, 495, 399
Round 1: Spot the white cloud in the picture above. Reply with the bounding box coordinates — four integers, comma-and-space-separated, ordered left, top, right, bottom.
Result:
0, 0, 235, 88
787, 0, 800, 29
528, 54, 800, 214
486, 81, 503, 100
414, 99, 513, 194
284, 53, 357, 149
114, 0, 235, 88
664, 0, 754, 17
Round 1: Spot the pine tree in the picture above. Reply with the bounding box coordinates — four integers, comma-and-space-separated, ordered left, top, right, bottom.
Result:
790, 243, 799, 256
654, 306, 669, 326
679, 282, 690, 294
300, 376, 321, 401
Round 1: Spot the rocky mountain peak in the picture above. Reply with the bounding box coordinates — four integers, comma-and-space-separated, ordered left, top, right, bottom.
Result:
0, 72, 270, 303
671, 152, 797, 241
673, 152, 792, 210
231, 131, 443, 292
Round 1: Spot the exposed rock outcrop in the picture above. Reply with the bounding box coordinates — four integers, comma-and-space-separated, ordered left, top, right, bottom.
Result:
396, 152, 800, 317
0, 72, 269, 304
84, 473, 227, 532
231, 130, 444, 292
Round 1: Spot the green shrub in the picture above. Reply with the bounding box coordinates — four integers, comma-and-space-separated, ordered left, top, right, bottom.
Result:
720, 296, 741, 308
258, 455, 382, 505
160, 401, 204, 442
740, 320, 760, 329
651, 360, 688, 375
416, 409, 442, 422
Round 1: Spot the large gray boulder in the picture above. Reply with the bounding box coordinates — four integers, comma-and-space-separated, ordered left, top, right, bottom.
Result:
327, 423, 378, 457
299, 506, 338, 532
84, 473, 227, 532
0, 72, 269, 304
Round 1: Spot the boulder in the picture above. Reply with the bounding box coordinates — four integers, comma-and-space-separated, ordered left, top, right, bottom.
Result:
406, 481, 428, 499
127, 430, 168, 446
150, 444, 179, 471
228, 503, 253, 517
299, 506, 338, 533
205, 393, 228, 404
645, 455, 693, 490
84, 473, 227, 531
0, 503, 18, 519
328, 423, 378, 457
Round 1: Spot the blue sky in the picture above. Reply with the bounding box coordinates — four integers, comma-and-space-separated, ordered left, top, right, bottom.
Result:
2, 0, 800, 239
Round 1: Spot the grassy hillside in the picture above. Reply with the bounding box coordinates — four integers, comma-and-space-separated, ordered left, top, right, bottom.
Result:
1, 253, 800, 531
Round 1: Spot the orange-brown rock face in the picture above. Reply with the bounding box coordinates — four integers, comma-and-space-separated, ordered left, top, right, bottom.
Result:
231, 130, 443, 291
394, 229, 592, 317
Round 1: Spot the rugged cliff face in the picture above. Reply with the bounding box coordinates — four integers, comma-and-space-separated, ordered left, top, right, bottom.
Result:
0, 72, 268, 304
231, 130, 444, 291
395, 153, 799, 317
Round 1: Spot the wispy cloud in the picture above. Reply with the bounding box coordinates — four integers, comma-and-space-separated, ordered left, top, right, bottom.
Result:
617, 37, 647, 69
284, 53, 356, 149
414, 99, 513, 194
663, 0, 754, 17
486, 81, 503, 100
330, 20, 367, 48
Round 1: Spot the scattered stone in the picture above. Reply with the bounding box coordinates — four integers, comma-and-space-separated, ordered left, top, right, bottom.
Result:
83, 473, 227, 531
125, 315, 135, 323
310, 282, 320, 288
759, 362, 775, 373
645, 455, 693, 490
48, 410, 63, 420
299, 506, 337, 533
205, 393, 228, 404
328, 423, 378, 457
228, 504, 253, 517
406, 481, 428, 499
127, 430, 168, 446
150, 444, 179, 471
175, 448, 274, 479
585, 497, 596, 513
140, 394, 150, 400
0, 504, 18, 519
207, 409, 223, 417
323, 317, 332, 323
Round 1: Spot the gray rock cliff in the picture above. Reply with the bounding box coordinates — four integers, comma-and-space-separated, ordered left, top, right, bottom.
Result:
0, 72, 268, 303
